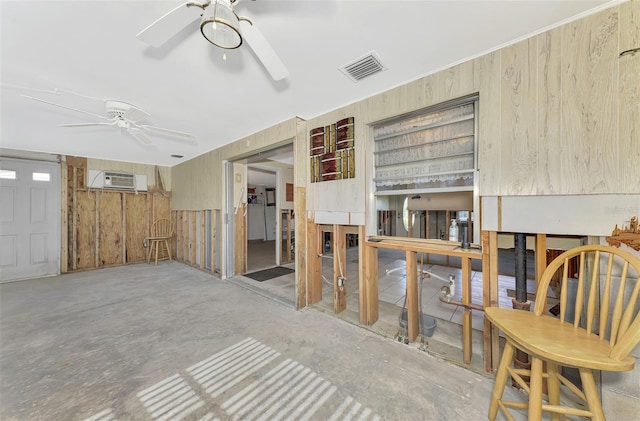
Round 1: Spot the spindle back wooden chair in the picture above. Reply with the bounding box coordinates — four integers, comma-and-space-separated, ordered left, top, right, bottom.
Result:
147, 218, 174, 266
486, 244, 640, 420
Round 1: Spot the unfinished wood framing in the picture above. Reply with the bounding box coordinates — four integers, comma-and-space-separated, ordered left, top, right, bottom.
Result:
333, 224, 347, 314
481, 230, 492, 372
176, 211, 183, 261
94, 193, 100, 267
60, 162, 68, 273
211, 211, 217, 273
364, 236, 483, 365
489, 231, 500, 371
200, 210, 205, 269
126, 194, 148, 262
64, 160, 172, 272
70, 166, 78, 270
405, 250, 419, 340
535, 234, 547, 287
361, 227, 379, 325
182, 212, 189, 262
461, 256, 472, 364
190, 210, 197, 265
306, 218, 322, 305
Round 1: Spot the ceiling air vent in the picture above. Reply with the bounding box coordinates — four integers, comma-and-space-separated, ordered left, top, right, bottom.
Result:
339, 51, 387, 82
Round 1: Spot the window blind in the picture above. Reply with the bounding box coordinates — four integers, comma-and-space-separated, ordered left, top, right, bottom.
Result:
373, 99, 476, 193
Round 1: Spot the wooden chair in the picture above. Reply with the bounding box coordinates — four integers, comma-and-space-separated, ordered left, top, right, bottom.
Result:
147, 218, 174, 265
486, 245, 640, 421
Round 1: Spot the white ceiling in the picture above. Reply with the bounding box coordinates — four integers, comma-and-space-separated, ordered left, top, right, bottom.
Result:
1, 0, 613, 167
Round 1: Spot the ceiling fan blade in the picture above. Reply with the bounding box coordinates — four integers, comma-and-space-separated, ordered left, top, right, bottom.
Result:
22, 95, 108, 120
59, 120, 118, 128
128, 127, 153, 145
140, 124, 194, 138
136, 2, 204, 47
239, 19, 289, 81
123, 106, 151, 123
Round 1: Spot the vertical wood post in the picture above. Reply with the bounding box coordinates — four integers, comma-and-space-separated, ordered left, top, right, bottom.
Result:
535, 234, 547, 290
481, 230, 492, 372
333, 224, 347, 314
211, 210, 217, 273
306, 219, 322, 304
122, 193, 127, 265
60, 162, 68, 273
94, 194, 100, 268
182, 211, 189, 262
190, 210, 197, 265
176, 211, 182, 261
200, 210, 205, 269
358, 225, 367, 325
71, 167, 78, 271
367, 244, 379, 325
406, 250, 419, 341
462, 256, 473, 364
489, 230, 501, 370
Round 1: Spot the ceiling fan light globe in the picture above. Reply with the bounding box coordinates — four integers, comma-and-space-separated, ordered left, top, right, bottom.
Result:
200, 1, 242, 49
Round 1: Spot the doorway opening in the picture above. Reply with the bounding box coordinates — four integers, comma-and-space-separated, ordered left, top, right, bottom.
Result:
226, 143, 296, 304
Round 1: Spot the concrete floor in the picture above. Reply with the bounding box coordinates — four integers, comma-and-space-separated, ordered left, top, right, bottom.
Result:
0, 262, 528, 421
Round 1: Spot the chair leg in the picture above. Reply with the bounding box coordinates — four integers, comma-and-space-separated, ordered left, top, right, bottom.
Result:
147, 241, 154, 264
546, 362, 561, 421
528, 357, 544, 420
489, 341, 514, 421
165, 239, 172, 263
155, 240, 160, 265
580, 368, 605, 421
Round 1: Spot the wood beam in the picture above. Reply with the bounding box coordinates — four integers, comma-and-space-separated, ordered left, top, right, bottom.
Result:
481, 230, 492, 372
405, 250, 419, 341
489, 230, 500, 371
333, 224, 347, 314
200, 210, 206, 269
363, 235, 379, 325
306, 219, 322, 304
535, 233, 547, 289
190, 210, 197, 265
211, 211, 217, 273
462, 256, 472, 364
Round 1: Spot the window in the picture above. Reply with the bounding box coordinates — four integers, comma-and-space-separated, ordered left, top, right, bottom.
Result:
372, 96, 478, 241
32, 172, 51, 182
0, 170, 17, 179
373, 96, 477, 194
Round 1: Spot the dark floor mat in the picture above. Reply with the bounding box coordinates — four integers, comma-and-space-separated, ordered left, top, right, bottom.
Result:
244, 266, 295, 282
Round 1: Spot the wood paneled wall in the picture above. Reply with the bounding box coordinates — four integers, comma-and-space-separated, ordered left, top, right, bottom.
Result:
171, 118, 299, 210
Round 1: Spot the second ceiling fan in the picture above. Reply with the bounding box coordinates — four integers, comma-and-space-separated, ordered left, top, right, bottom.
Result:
137, 0, 289, 81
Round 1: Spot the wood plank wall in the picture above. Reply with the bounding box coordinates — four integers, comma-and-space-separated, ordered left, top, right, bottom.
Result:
171, 209, 219, 274
65, 158, 171, 271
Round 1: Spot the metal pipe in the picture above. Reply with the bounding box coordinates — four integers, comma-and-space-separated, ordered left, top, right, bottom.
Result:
514, 233, 527, 303
439, 286, 484, 311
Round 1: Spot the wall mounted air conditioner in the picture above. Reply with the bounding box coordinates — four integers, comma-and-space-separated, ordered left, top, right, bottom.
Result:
87, 170, 147, 191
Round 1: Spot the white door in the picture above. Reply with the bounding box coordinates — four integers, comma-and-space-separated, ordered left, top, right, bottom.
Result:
0, 158, 60, 282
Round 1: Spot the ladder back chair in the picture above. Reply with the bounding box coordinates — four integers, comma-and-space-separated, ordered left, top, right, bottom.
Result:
486, 244, 640, 421
147, 218, 174, 266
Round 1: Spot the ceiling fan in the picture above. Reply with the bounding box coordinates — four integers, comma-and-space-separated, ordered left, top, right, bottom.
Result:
136, 0, 289, 81
23, 95, 194, 146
